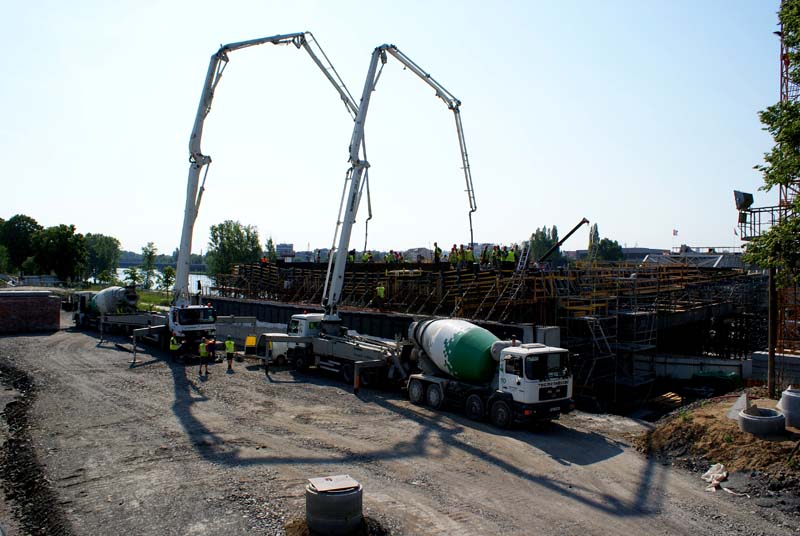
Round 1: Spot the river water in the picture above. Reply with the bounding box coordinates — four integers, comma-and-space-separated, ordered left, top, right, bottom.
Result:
114, 269, 216, 294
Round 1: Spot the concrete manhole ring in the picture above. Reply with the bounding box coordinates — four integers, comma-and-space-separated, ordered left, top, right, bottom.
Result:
738, 407, 785, 436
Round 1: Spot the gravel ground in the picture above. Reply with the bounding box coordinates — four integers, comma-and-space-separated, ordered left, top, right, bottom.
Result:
0, 313, 797, 535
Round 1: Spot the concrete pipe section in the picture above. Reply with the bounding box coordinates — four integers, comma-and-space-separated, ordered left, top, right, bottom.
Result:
777, 387, 800, 428
306, 474, 363, 535
738, 406, 786, 436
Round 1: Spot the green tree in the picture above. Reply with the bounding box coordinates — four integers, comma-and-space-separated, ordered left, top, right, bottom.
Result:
124, 266, 142, 286
206, 220, 262, 278
528, 225, 562, 263
596, 238, 624, 261
265, 236, 278, 262
97, 269, 114, 285
587, 223, 600, 259
158, 266, 176, 299
20, 257, 39, 276
0, 214, 43, 270
33, 225, 87, 281
85, 233, 121, 279
141, 242, 157, 289
0, 245, 9, 273
743, 0, 800, 284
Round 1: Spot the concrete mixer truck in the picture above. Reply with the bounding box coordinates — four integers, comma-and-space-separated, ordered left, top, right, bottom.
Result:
407, 319, 574, 428
72, 286, 217, 347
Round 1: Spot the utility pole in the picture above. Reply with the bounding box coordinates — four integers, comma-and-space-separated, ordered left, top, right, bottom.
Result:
768, 267, 777, 398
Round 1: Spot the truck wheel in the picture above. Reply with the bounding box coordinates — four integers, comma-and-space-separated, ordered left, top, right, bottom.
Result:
408, 379, 425, 405
490, 400, 512, 428
359, 369, 375, 388
341, 363, 354, 384
465, 394, 484, 421
426, 384, 444, 409
275, 354, 286, 366
293, 354, 308, 371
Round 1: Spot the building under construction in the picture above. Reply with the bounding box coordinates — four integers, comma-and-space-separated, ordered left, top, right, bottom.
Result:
213, 251, 768, 407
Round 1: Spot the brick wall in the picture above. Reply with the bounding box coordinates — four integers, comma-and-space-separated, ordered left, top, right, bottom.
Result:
0, 292, 61, 334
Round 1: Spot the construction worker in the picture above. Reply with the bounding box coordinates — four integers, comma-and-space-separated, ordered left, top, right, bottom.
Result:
361, 251, 370, 263
225, 335, 235, 372
480, 246, 489, 267
450, 245, 459, 268
376, 284, 386, 308
433, 242, 442, 264
169, 333, 179, 361
198, 338, 210, 376
506, 246, 516, 264
491, 246, 499, 269
206, 337, 219, 363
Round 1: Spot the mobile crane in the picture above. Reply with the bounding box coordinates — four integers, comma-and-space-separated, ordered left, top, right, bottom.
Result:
169, 32, 359, 344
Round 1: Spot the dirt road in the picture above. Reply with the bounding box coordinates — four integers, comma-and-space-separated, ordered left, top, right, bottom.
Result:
0, 316, 795, 535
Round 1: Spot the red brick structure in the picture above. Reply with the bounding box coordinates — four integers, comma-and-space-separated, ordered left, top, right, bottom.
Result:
0, 291, 61, 334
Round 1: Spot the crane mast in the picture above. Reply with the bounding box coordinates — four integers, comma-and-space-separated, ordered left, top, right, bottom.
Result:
174, 32, 357, 306
322, 44, 477, 322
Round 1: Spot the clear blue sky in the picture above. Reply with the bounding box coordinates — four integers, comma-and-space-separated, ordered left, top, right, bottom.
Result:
0, 0, 782, 255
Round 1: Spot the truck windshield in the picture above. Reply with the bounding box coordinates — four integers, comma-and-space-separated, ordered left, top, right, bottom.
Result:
288, 320, 300, 334
177, 307, 216, 325
525, 352, 569, 381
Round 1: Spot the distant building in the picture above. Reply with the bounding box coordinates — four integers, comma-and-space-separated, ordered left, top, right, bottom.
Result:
569, 248, 666, 262
276, 243, 295, 259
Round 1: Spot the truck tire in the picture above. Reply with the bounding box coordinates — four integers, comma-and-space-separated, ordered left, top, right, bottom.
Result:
293, 354, 308, 371
408, 379, 425, 405
426, 384, 444, 409
490, 400, 512, 428
341, 363, 354, 384
275, 354, 286, 366
465, 394, 484, 421
359, 369, 375, 388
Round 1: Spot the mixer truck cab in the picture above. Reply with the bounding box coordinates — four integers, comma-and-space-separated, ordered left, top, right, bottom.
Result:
288, 313, 324, 337
407, 319, 574, 428
168, 304, 217, 340
496, 344, 572, 419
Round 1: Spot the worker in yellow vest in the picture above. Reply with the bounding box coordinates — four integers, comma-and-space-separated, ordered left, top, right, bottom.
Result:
198, 338, 210, 376
169, 333, 179, 354
506, 247, 516, 264
376, 284, 386, 309
225, 335, 235, 373
170, 333, 184, 363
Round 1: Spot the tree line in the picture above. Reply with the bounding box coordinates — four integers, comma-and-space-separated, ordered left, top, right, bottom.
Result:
0, 214, 276, 286
527, 223, 623, 263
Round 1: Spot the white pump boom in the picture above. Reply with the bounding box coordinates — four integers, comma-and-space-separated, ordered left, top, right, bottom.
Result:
174, 32, 358, 306
322, 44, 477, 321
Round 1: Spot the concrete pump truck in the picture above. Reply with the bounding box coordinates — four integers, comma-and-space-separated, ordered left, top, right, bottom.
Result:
260, 43, 574, 427
76, 33, 358, 351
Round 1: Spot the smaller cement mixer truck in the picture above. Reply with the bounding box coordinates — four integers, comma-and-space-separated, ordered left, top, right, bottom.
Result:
72, 286, 216, 347
407, 319, 574, 428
